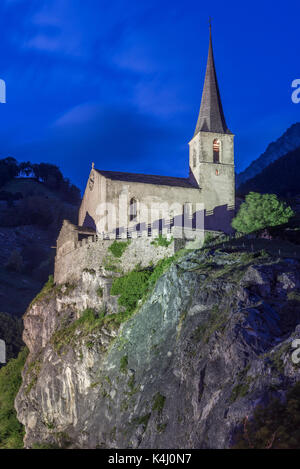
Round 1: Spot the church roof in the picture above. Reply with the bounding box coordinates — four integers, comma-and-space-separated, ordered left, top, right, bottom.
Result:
194, 25, 231, 136
95, 169, 198, 189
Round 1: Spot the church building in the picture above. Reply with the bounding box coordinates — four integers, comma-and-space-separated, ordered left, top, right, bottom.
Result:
78, 26, 235, 237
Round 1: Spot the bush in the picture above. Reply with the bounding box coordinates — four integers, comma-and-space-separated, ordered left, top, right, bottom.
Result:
234, 382, 300, 449
0, 347, 28, 449
151, 235, 173, 248
110, 248, 187, 314
108, 240, 131, 258
203, 232, 219, 247
232, 192, 294, 234
110, 270, 152, 312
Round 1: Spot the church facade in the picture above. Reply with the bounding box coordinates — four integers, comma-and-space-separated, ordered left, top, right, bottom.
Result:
78, 27, 235, 238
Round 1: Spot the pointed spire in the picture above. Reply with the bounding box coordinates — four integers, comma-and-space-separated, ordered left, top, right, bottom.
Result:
194, 23, 231, 136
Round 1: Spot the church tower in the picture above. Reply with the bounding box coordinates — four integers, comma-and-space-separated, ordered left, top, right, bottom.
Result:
189, 24, 235, 219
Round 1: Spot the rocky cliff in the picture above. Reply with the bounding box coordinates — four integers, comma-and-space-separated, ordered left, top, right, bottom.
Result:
15, 248, 300, 449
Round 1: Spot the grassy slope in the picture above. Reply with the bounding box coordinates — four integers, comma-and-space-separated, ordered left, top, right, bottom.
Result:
0, 347, 28, 449
2, 177, 59, 199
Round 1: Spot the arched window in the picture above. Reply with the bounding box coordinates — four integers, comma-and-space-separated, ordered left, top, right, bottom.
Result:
129, 197, 137, 222
213, 139, 220, 164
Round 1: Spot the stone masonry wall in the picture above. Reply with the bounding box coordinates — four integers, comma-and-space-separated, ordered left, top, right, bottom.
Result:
54, 235, 186, 285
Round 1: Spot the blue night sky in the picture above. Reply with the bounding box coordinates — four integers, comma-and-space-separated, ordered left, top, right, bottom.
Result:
0, 0, 299, 192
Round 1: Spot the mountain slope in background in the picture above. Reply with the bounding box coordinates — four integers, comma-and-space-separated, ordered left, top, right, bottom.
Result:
238, 146, 300, 197
237, 123, 300, 187
0, 175, 79, 328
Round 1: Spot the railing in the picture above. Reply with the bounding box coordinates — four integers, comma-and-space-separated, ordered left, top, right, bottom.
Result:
56, 224, 208, 258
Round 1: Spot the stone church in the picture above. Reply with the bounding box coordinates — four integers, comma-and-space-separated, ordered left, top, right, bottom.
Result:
79, 26, 235, 238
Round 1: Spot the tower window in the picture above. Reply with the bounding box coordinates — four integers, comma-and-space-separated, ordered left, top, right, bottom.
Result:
213, 139, 220, 164
129, 198, 137, 221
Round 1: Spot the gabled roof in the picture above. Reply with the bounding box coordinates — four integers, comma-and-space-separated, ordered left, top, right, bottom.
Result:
95, 169, 198, 189
194, 25, 231, 136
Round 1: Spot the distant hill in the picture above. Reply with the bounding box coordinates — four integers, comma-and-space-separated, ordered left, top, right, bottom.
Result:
0, 313, 23, 365
0, 161, 80, 324
238, 145, 300, 197
237, 123, 300, 187
2, 177, 60, 199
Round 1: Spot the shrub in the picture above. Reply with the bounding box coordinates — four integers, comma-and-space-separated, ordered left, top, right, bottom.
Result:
152, 392, 166, 415
120, 355, 128, 374
0, 347, 28, 449
108, 240, 131, 258
233, 382, 300, 449
110, 248, 187, 314
232, 192, 294, 234
151, 235, 173, 248
203, 232, 219, 246
110, 270, 152, 312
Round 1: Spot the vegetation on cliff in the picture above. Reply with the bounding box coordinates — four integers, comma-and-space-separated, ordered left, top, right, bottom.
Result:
110, 248, 187, 314
0, 347, 28, 449
234, 381, 300, 449
108, 240, 131, 258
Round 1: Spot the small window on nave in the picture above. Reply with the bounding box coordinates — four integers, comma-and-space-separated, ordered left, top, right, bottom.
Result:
129, 198, 137, 222
213, 139, 220, 164
193, 149, 197, 168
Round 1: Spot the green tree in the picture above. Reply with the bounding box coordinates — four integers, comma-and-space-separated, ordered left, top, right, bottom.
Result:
232, 192, 294, 234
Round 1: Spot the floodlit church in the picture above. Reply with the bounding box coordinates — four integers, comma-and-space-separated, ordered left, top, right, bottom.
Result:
79, 27, 235, 238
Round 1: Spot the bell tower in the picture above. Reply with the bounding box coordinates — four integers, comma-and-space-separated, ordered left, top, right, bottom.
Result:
189, 24, 235, 215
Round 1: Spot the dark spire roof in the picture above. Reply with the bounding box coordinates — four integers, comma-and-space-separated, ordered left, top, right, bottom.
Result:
194, 24, 231, 136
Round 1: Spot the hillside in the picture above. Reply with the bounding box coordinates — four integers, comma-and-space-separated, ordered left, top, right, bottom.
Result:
238, 146, 300, 197
0, 313, 23, 364
12, 241, 300, 449
237, 123, 300, 187
0, 164, 80, 327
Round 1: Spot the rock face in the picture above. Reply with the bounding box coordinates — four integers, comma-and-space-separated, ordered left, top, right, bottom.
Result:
15, 249, 300, 449
236, 123, 300, 187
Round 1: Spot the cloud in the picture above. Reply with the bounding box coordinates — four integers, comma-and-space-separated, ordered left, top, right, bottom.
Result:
53, 102, 101, 127
8, 102, 183, 189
